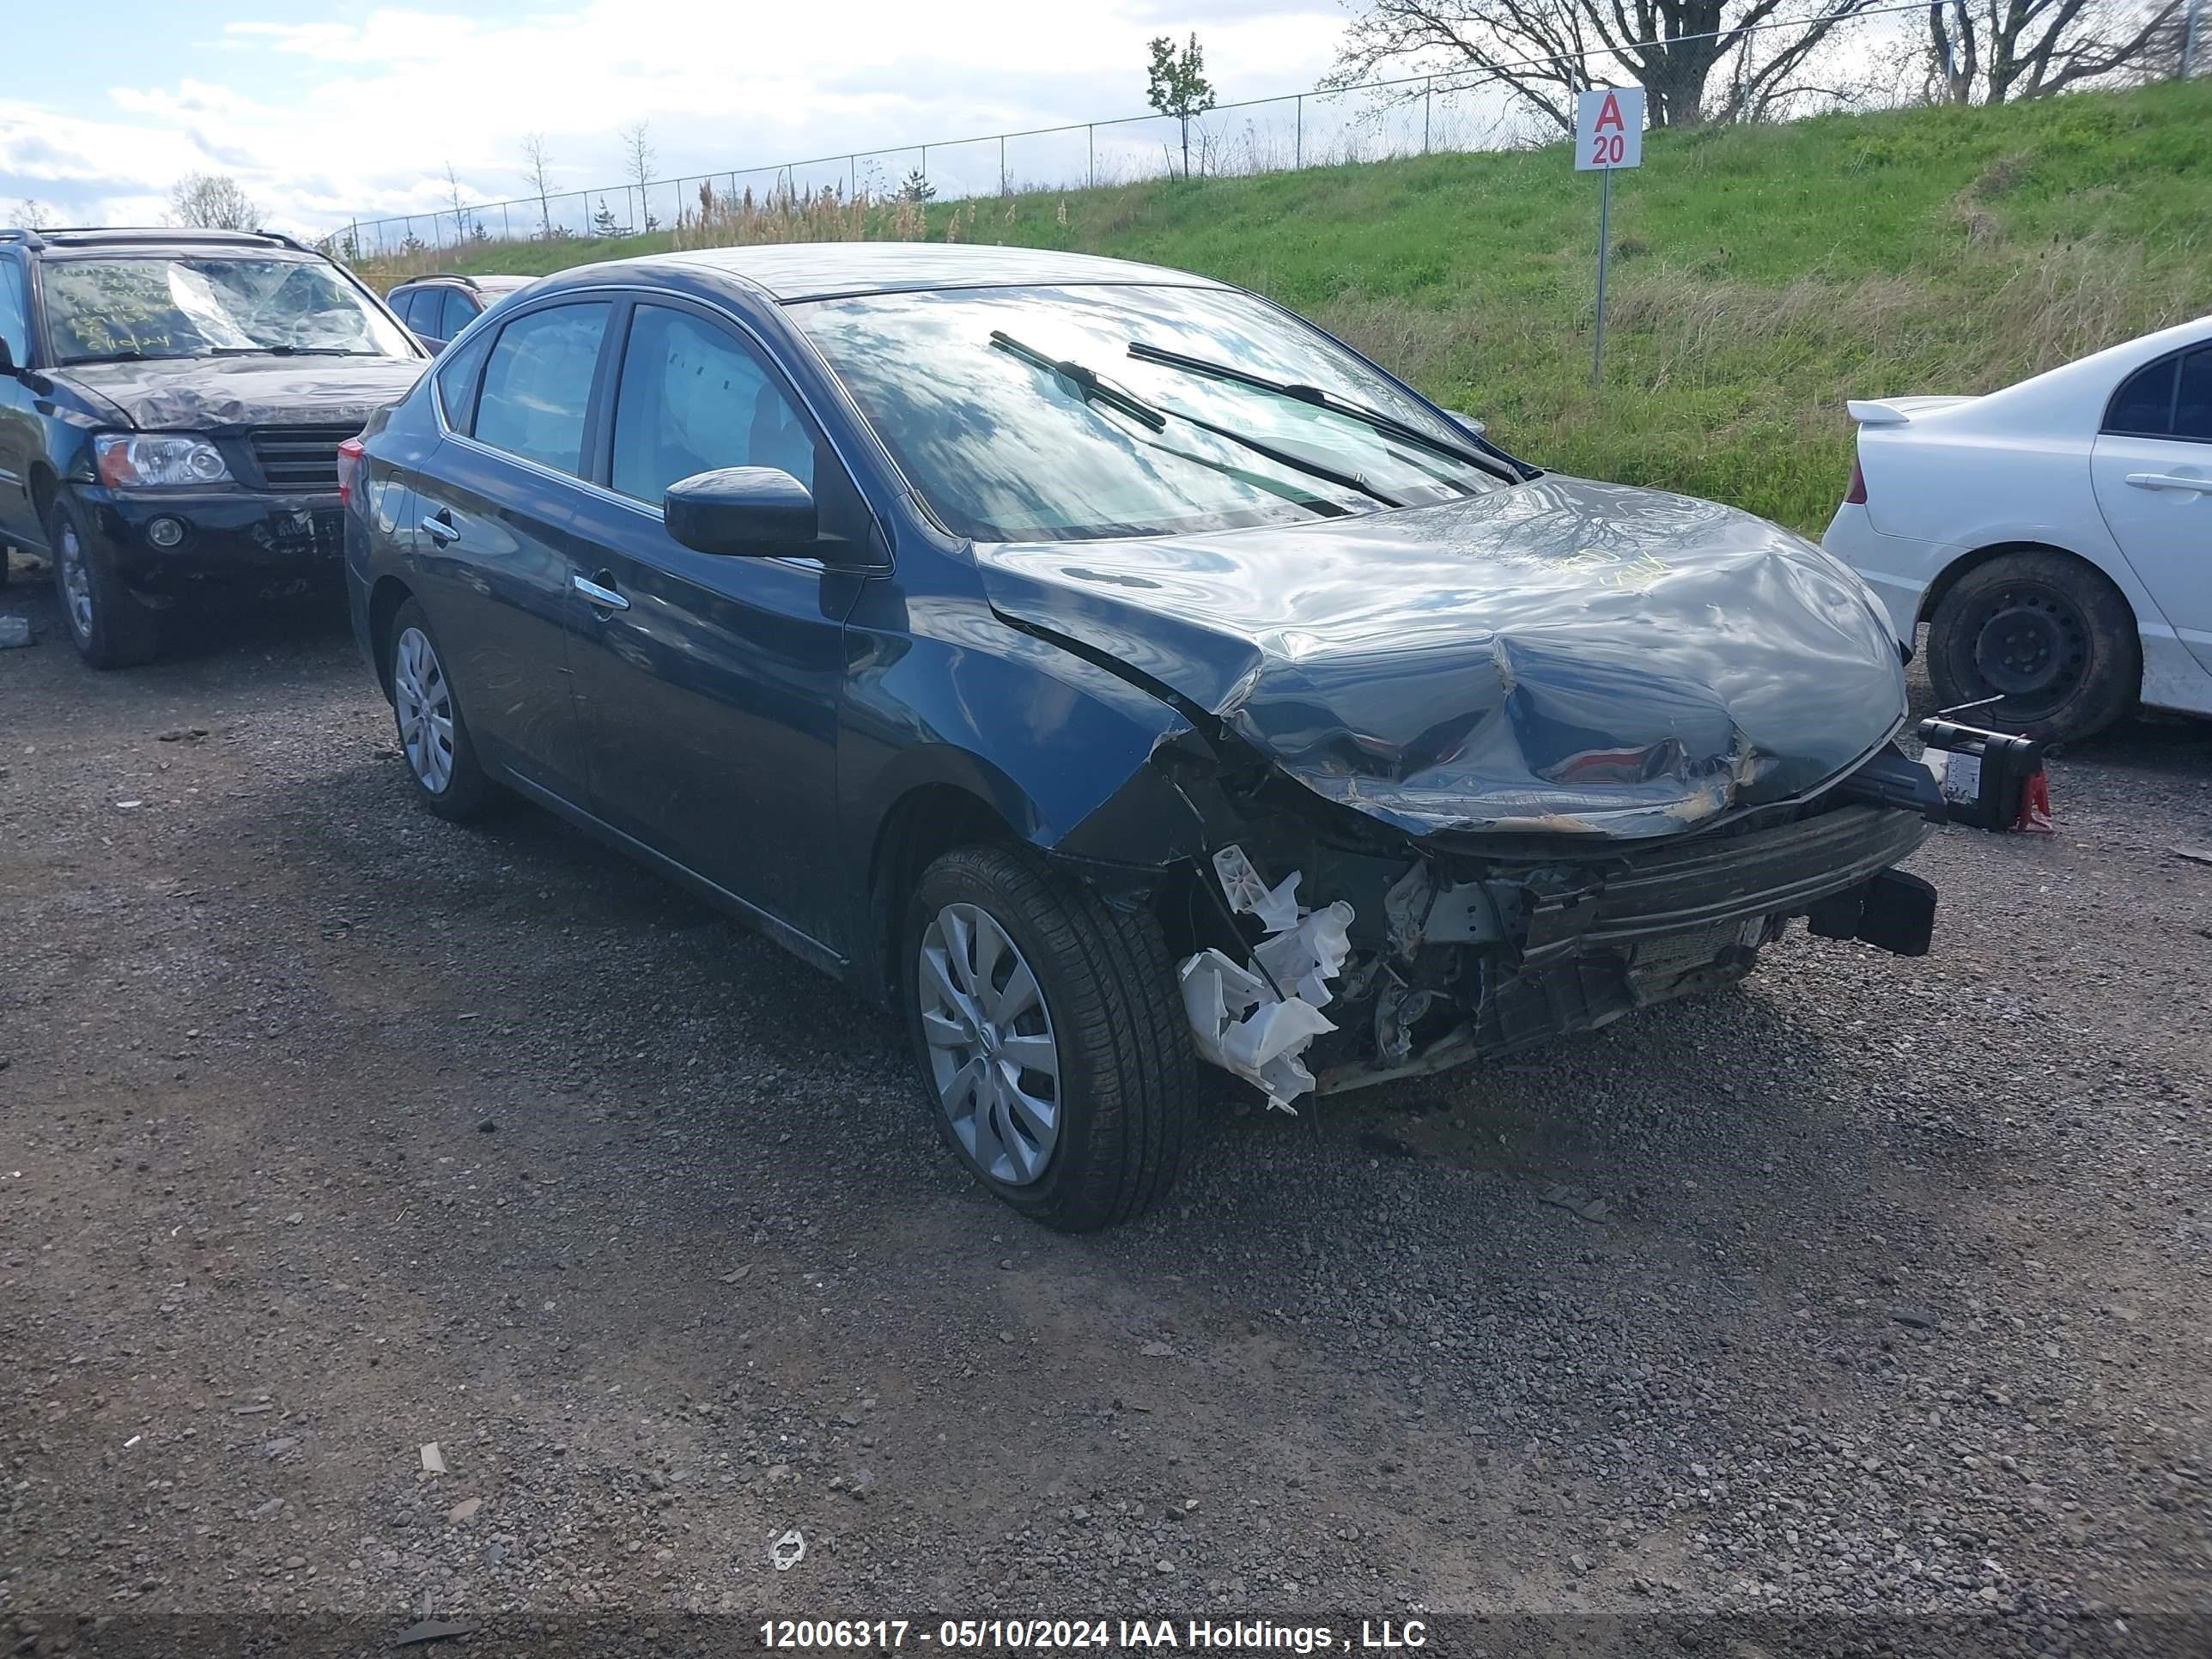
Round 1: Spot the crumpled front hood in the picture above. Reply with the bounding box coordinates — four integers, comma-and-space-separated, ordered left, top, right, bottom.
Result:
58, 355, 425, 430
975, 476, 1909, 840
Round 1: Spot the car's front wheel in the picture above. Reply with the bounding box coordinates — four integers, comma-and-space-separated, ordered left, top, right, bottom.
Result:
50, 499, 159, 669
902, 843, 1200, 1232
388, 598, 499, 820
1926, 549, 2138, 744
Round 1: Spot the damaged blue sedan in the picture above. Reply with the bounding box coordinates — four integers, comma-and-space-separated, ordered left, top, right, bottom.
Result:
344, 243, 1958, 1231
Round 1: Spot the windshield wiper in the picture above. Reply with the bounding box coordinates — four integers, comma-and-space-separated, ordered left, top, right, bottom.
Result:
58, 349, 155, 365
990, 331, 1166, 430
1126, 340, 1522, 483
209, 345, 362, 356
991, 331, 1401, 508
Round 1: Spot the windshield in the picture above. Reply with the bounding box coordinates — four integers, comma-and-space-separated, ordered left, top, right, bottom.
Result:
792, 283, 1506, 543
41, 256, 416, 365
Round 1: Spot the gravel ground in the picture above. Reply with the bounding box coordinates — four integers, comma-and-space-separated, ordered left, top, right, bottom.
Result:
2, 564, 2209, 1652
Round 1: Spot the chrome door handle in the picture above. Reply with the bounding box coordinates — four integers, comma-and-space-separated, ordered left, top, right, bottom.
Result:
573, 572, 629, 611
2124, 472, 2209, 494
422, 512, 460, 544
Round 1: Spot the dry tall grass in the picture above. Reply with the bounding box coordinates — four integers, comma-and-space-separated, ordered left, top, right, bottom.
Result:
353, 183, 1086, 290
669, 180, 928, 247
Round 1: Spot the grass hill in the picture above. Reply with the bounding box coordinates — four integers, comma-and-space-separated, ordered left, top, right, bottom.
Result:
362, 81, 2212, 534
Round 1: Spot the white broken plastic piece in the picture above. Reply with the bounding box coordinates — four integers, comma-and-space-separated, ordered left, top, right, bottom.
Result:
1255, 901, 1355, 1008
770, 1528, 806, 1571
1181, 849, 1358, 1112
419, 1443, 446, 1474
1212, 844, 1302, 933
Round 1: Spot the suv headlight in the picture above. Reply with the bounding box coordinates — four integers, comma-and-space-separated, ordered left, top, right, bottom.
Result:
94, 434, 234, 489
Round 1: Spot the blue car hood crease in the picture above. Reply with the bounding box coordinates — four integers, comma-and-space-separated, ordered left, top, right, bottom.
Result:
975, 477, 1910, 841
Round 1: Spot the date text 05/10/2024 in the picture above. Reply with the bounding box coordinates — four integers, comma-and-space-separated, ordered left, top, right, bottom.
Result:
759, 1620, 1430, 1650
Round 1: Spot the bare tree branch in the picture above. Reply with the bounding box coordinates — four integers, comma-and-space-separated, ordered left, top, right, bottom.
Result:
520, 134, 556, 237
167, 173, 260, 231
1916, 0, 2180, 102
1328, 0, 1889, 131
620, 121, 657, 231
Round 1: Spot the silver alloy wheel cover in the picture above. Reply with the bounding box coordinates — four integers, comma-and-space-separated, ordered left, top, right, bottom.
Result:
917, 902, 1061, 1186
57, 521, 94, 643
392, 625, 456, 794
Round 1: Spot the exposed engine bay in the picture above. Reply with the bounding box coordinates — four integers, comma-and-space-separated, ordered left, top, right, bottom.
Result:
1056, 732, 1947, 1109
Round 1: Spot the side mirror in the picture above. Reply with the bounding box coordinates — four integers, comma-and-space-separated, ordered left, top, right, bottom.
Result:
0, 337, 18, 377
1444, 409, 1486, 439
665, 466, 817, 555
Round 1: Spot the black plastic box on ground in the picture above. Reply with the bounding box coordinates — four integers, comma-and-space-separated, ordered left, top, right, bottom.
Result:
1917, 718, 2045, 830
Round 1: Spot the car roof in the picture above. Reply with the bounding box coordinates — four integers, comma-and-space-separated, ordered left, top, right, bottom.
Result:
648, 241, 1228, 302
395, 273, 532, 293
3, 226, 317, 258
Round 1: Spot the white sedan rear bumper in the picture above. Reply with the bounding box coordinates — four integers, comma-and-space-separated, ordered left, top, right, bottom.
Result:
1821, 504, 1962, 646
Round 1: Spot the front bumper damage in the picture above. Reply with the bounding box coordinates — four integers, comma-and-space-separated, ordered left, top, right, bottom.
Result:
79, 486, 348, 599
1067, 739, 1946, 1110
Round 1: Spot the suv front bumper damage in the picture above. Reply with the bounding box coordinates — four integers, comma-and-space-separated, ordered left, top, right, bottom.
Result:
80, 486, 347, 596
1168, 799, 1936, 1109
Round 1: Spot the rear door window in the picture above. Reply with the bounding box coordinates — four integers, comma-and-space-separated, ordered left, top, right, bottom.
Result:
391, 287, 428, 330
472, 302, 611, 477
2173, 348, 2212, 443
0, 258, 26, 363
437, 288, 477, 341
434, 324, 496, 435
2105, 356, 2177, 437
607, 303, 816, 505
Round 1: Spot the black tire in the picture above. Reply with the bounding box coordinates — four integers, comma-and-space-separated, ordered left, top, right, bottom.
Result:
901, 842, 1200, 1232
387, 598, 500, 821
50, 498, 159, 669
1926, 550, 2138, 744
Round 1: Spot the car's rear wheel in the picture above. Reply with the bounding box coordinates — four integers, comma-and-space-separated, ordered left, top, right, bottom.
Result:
1926, 550, 2137, 744
902, 843, 1199, 1232
50, 499, 159, 669
389, 598, 499, 820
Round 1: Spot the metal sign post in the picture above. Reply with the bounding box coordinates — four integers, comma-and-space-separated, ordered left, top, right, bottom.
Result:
1576, 87, 1645, 386
1594, 169, 1613, 386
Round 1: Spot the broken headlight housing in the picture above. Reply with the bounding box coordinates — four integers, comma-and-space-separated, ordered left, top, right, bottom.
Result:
94, 433, 233, 489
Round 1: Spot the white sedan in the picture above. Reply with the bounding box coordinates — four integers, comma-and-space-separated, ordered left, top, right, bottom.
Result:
1823, 315, 2212, 743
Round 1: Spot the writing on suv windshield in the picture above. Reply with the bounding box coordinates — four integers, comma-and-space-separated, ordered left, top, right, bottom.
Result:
44, 256, 415, 365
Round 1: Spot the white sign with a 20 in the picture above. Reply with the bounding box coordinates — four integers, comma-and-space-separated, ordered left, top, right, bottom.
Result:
1575, 86, 1645, 171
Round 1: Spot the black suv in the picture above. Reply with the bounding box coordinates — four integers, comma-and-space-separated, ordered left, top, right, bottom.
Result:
385, 273, 532, 355
0, 226, 426, 666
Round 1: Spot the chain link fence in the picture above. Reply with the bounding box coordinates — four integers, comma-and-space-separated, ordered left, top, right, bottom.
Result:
331, 0, 2160, 261
339, 71, 1579, 260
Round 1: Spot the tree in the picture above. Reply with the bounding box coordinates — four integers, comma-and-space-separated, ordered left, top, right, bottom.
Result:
1922, 0, 2183, 104
167, 173, 260, 231
520, 133, 556, 237
899, 167, 938, 203
621, 121, 657, 234
11, 198, 55, 230
1328, 0, 1886, 131
444, 161, 471, 245
1146, 33, 1218, 177
592, 196, 620, 236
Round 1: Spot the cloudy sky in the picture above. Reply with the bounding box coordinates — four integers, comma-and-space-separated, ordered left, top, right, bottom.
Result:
4, 1, 1353, 239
